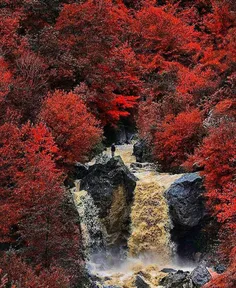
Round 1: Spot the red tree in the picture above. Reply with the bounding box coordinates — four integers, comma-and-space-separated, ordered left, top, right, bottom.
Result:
54, 0, 140, 124
40, 90, 102, 164
0, 253, 70, 288
185, 122, 236, 258
0, 122, 81, 280
154, 109, 204, 170
0, 123, 23, 242
0, 5, 22, 56
8, 52, 49, 122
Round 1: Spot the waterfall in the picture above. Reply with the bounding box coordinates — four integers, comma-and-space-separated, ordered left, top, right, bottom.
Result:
128, 172, 172, 262
72, 145, 183, 287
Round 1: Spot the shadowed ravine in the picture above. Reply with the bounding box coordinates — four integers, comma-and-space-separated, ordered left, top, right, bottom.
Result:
72, 145, 200, 287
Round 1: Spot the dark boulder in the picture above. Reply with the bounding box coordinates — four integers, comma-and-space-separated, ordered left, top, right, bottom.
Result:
160, 270, 192, 288
165, 173, 206, 227
214, 263, 226, 274
190, 264, 212, 287
133, 140, 152, 163
165, 173, 209, 261
80, 156, 137, 248
64, 162, 89, 188
75, 162, 89, 178
81, 156, 137, 218
135, 274, 151, 288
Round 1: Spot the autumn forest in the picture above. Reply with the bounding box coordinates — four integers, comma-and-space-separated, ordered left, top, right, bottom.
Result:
0, 0, 235, 287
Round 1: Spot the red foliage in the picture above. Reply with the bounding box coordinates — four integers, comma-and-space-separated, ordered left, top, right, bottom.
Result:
204, 1, 235, 37
185, 123, 235, 216
153, 109, 204, 170
0, 123, 81, 280
0, 123, 62, 241
40, 90, 102, 164
185, 123, 236, 257
54, 1, 140, 124
132, 6, 200, 62
9, 52, 49, 122
0, 7, 21, 56
55, 0, 131, 70
0, 253, 70, 288
0, 123, 22, 242
0, 57, 14, 123
136, 100, 161, 143
0, 58, 12, 104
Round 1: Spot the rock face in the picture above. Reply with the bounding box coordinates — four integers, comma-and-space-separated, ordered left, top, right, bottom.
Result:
74, 162, 89, 178
94, 153, 111, 165
80, 156, 137, 249
160, 270, 193, 288
190, 264, 212, 287
135, 274, 151, 288
133, 140, 152, 163
165, 173, 205, 227
64, 162, 89, 188
104, 123, 136, 145
160, 264, 211, 288
115, 126, 135, 145
165, 173, 209, 261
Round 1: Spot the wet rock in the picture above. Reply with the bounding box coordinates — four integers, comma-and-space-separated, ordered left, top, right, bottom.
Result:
133, 140, 152, 163
81, 156, 137, 218
135, 274, 151, 288
160, 270, 193, 288
214, 263, 226, 274
161, 268, 177, 274
165, 173, 206, 227
95, 153, 111, 165
130, 162, 143, 169
75, 162, 89, 178
190, 264, 212, 287
80, 156, 137, 248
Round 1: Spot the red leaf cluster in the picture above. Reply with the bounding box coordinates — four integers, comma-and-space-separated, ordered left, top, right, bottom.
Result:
40, 90, 102, 164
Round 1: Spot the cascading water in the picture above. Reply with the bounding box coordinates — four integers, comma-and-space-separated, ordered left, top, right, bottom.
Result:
72, 145, 183, 287
72, 184, 105, 258
128, 172, 174, 261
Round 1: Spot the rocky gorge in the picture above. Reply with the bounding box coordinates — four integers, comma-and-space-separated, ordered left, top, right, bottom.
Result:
70, 144, 218, 288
